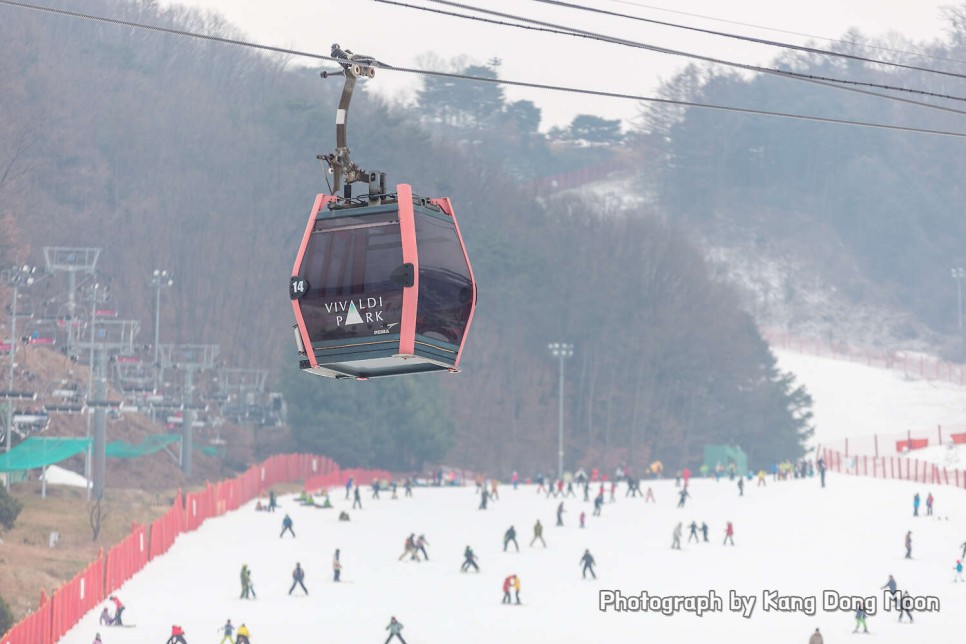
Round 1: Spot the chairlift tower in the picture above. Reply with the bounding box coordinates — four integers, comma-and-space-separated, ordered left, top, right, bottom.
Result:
159, 343, 219, 477
43, 247, 100, 359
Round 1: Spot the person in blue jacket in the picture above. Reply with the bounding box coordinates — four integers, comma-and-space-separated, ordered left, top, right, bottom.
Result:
913, 493, 920, 517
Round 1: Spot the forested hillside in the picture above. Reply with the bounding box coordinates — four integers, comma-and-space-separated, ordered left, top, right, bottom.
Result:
0, 0, 812, 474
638, 11, 966, 346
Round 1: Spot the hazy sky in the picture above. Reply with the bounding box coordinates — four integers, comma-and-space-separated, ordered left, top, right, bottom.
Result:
161, 0, 958, 130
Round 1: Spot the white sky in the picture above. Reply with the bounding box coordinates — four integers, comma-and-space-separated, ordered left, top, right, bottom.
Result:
161, 0, 956, 130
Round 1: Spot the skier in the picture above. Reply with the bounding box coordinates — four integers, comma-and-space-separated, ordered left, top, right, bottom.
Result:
817, 457, 826, 488
391, 481, 398, 499
687, 521, 699, 543
512, 471, 519, 490
700, 522, 709, 542
961, 540, 966, 559
289, 562, 308, 595
757, 470, 766, 487
461, 545, 480, 572
808, 627, 823, 644
593, 493, 604, 517
536, 473, 546, 494
333, 549, 342, 582
267, 490, 277, 512
491, 479, 500, 500
218, 619, 234, 644
236, 624, 251, 644
677, 487, 690, 508
737, 477, 744, 497
416, 534, 430, 560
92, 634, 102, 644
512, 574, 522, 604
399, 534, 419, 561
504, 525, 519, 552
240, 564, 252, 599
913, 493, 920, 517
345, 476, 353, 500
404, 478, 413, 497
609, 481, 616, 503
905, 530, 912, 559
583, 481, 590, 502
644, 486, 655, 503
530, 519, 546, 547
280, 514, 295, 538
853, 606, 869, 633
881, 574, 897, 596
384, 617, 407, 644
99, 606, 113, 625
580, 549, 596, 579
565, 481, 576, 498
580, 511, 586, 528
954, 560, 964, 582
556, 501, 565, 526
108, 595, 124, 626
479, 488, 489, 510
925, 492, 934, 516
502, 575, 514, 604
672, 522, 682, 550
166, 625, 188, 644
898, 590, 914, 623
723, 521, 735, 545
353, 486, 363, 510
372, 480, 381, 499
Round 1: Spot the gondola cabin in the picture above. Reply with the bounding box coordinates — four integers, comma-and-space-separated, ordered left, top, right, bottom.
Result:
290, 184, 476, 379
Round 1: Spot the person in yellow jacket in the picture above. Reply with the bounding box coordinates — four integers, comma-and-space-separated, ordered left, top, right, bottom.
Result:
512, 574, 521, 605
236, 623, 251, 644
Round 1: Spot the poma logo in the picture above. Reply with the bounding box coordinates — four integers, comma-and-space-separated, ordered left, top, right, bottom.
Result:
325, 297, 385, 327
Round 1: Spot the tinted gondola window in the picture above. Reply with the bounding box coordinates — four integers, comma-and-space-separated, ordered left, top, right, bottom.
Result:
414, 212, 473, 346
299, 219, 404, 343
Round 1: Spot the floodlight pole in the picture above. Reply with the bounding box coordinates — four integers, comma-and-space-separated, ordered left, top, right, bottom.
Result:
548, 342, 573, 480
152, 269, 173, 389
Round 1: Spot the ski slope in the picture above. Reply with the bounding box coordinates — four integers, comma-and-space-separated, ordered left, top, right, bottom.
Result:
54, 349, 966, 642
58, 477, 966, 643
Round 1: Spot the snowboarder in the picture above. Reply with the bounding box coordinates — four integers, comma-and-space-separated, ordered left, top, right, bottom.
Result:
723, 521, 735, 545
108, 595, 124, 626
700, 522, 709, 542
853, 606, 869, 633
502, 575, 514, 604
461, 545, 480, 572
166, 625, 187, 644
280, 514, 295, 538
384, 617, 407, 644
808, 627, 823, 644
898, 590, 914, 622
737, 477, 744, 496
677, 487, 690, 508
672, 522, 682, 550
556, 501, 565, 526
267, 490, 277, 512
530, 519, 546, 547
687, 521, 699, 543
580, 549, 596, 579
503, 525, 519, 552
353, 486, 363, 510
926, 492, 934, 516
236, 624, 251, 644
218, 619, 234, 644
333, 549, 342, 582
289, 562, 308, 595
905, 531, 912, 559
415, 534, 430, 560
913, 493, 920, 517
513, 574, 521, 604
99, 607, 113, 625
954, 560, 964, 582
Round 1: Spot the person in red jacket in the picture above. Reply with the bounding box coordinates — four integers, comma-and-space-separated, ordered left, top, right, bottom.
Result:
166, 624, 187, 644
501, 575, 513, 604
723, 521, 735, 545
108, 595, 125, 626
